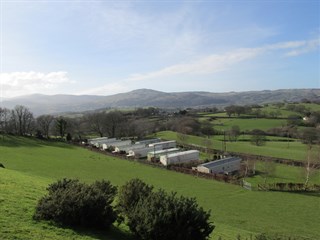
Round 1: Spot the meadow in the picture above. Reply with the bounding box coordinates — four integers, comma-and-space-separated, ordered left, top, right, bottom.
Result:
156, 131, 314, 161
1, 136, 319, 240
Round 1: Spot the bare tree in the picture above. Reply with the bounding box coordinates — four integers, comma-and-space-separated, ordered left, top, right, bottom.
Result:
299, 127, 320, 189
86, 112, 106, 137
202, 137, 212, 159
0, 107, 11, 134
228, 125, 240, 142
36, 115, 54, 138
261, 160, 276, 184
104, 111, 125, 138
11, 105, 34, 136
55, 117, 67, 138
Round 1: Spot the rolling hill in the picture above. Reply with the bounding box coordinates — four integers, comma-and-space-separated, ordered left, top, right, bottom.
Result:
2, 88, 319, 115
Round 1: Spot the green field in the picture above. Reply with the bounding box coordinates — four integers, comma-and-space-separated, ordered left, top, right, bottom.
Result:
211, 118, 286, 132
1, 136, 320, 239
198, 103, 320, 119
245, 162, 320, 188
156, 131, 314, 161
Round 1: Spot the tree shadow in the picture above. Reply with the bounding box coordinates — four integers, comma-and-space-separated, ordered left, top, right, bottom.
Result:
73, 225, 135, 240
0, 135, 75, 149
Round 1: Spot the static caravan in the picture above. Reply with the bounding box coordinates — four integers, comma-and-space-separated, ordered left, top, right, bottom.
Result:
147, 148, 180, 161
88, 137, 109, 145
109, 140, 132, 148
93, 138, 117, 149
135, 138, 161, 146
160, 150, 199, 166
114, 144, 146, 153
101, 139, 121, 150
196, 157, 241, 174
149, 140, 176, 150
127, 145, 162, 159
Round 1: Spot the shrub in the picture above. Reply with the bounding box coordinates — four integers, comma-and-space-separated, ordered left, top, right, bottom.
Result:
117, 178, 153, 219
34, 178, 117, 229
119, 179, 214, 240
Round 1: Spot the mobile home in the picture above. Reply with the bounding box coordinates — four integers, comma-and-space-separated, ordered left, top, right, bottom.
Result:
147, 148, 180, 161
196, 157, 241, 174
160, 150, 199, 166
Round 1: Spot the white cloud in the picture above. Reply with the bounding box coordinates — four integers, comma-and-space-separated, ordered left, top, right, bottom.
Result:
124, 38, 320, 82
284, 39, 320, 56
0, 71, 73, 98
82, 37, 319, 95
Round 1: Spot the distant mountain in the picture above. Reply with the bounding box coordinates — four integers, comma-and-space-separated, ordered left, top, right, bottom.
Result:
1, 88, 319, 116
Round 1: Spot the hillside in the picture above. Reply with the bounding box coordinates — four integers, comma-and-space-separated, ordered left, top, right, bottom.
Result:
1, 136, 319, 239
2, 88, 319, 115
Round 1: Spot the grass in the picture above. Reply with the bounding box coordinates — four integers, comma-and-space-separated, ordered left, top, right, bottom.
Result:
156, 131, 315, 161
244, 162, 320, 188
0, 168, 132, 240
1, 136, 320, 239
210, 118, 287, 132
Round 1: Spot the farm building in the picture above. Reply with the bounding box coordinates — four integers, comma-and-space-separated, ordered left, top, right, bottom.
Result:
160, 150, 199, 166
135, 138, 161, 146
147, 148, 180, 161
149, 140, 176, 149
196, 157, 241, 174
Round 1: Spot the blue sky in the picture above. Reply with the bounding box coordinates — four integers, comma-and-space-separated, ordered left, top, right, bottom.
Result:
0, 0, 319, 98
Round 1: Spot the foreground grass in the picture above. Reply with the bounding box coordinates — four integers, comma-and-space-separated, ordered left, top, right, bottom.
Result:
1, 136, 319, 239
0, 168, 132, 240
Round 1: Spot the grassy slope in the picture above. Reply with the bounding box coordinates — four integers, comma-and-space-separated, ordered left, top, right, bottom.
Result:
1, 136, 319, 239
0, 168, 132, 240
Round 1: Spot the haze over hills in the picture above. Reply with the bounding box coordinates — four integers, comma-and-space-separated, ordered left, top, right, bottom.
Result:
1, 88, 319, 116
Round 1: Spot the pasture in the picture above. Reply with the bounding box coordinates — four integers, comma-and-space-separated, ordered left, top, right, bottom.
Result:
156, 131, 314, 161
1, 136, 319, 239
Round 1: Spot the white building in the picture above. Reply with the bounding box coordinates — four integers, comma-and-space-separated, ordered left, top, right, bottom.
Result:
147, 148, 180, 161
196, 157, 241, 174
149, 140, 176, 150
160, 150, 199, 166
114, 143, 146, 153
88, 137, 110, 145
127, 145, 162, 158
135, 138, 161, 146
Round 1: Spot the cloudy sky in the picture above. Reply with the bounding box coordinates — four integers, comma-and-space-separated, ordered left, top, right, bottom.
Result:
0, 0, 319, 98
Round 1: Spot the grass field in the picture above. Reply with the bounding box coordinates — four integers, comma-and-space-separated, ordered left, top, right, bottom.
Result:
210, 118, 286, 132
1, 136, 320, 239
156, 131, 315, 161
244, 162, 320, 188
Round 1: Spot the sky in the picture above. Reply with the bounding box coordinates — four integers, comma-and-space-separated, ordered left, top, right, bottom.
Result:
0, 0, 319, 98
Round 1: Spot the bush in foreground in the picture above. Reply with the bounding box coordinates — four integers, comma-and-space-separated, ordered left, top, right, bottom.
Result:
118, 179, 214, 240
34, 178, 117, 229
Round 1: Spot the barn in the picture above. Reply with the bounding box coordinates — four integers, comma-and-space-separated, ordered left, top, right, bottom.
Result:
196, 157, 241, 174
